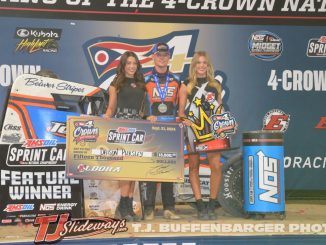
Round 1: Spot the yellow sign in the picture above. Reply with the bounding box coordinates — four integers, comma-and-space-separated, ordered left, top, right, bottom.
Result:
66, 116, 184, 182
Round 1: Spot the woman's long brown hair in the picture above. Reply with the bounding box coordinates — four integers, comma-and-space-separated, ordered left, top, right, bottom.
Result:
111, 51, 145, 91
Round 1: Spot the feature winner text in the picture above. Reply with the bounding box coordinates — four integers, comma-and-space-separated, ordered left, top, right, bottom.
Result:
1, 170, 79, 200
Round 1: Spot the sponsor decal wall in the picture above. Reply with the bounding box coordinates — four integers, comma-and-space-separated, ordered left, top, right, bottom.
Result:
0, 143, 83, 225
0, 16, 325, 193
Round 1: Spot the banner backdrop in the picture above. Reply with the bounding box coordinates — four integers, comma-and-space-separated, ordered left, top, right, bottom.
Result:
0, 17, 325, 190
0, 143, 83, 225
0, 1, 325, 24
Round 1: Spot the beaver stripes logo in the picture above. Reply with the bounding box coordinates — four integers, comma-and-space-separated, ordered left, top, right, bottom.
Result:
83, 30, 199, 89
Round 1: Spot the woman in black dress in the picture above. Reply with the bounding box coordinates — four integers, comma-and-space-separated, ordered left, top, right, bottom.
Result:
104, 51, 146, 221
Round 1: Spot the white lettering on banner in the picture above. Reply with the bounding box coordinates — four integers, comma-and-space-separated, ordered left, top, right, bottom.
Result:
132, 223, 286, 233
0, 64, 41, 87
222, 166, 235, 199
284, 156, 326, 168
42, 0, 57, 4
161, 0, 326, 12
289, 224, 326, 233
186, 0, 201, 10
66, 0, 91, 6
0, 0, 325, 13
0, 170, 80, 185
219, 0, 234, 10
0, 0, 91, 6
7, 145, 65, 164
160, 223, 286, 233
56, 202, 78, 210
257, 151, 279, 204
267, 69, 326, 91
307, 40, 326, 56
8, 185, 71, 200
132, 223, 326, 233
39, 203, 56, 211
281, 0, 326, 12
106, 0, 117, 7
161, 0, 277, 11
237, 0, 264, 11
248, 156, 254, 204
0, 170, 79, 200
120, 0, 154, 8
251, 42, 281, 51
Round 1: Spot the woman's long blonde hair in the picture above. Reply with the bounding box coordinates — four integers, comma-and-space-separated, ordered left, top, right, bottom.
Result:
187, 51, 222, 102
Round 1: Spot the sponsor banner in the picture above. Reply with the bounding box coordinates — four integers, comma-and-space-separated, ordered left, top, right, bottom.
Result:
31, 218, 326, 243
34, 213, 127, 243
0, 18, 325, 191
284, 156, 326, 169
307, 36, 326, 57
83, 29, 198, 88
266, 69, 326, 91
15, 27, 62, 54
28, 234, 326, 244
244, 148, 284, 211
248, 30, 283, 61
0, 144, 83, 225
6, 142, 65, 166
0, 1, 326, 23
0, 64, 41, 87
130, 223, 326, 234
66, 116, 184, 182
262, 109, 290, 132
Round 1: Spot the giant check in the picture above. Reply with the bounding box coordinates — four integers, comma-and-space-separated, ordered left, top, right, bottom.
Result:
66, 116, 184, 182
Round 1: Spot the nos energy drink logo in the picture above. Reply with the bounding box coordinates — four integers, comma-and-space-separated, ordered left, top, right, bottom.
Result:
83, 30, 199, 89
257, 150, 280, 204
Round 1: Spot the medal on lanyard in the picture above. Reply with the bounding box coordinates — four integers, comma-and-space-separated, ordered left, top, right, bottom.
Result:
158, 102, 168, 113
154, 73, 169, 113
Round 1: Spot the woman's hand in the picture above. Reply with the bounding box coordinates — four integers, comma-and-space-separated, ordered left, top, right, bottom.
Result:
180, 117, 193, 127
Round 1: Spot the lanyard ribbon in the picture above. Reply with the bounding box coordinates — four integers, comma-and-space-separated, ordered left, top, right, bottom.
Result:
153, 72, 169, 102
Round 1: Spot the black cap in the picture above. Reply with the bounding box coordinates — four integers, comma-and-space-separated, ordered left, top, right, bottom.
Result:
152, 42, 170, 54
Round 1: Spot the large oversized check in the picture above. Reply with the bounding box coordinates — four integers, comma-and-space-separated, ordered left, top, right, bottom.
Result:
66, 116, 184, 182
